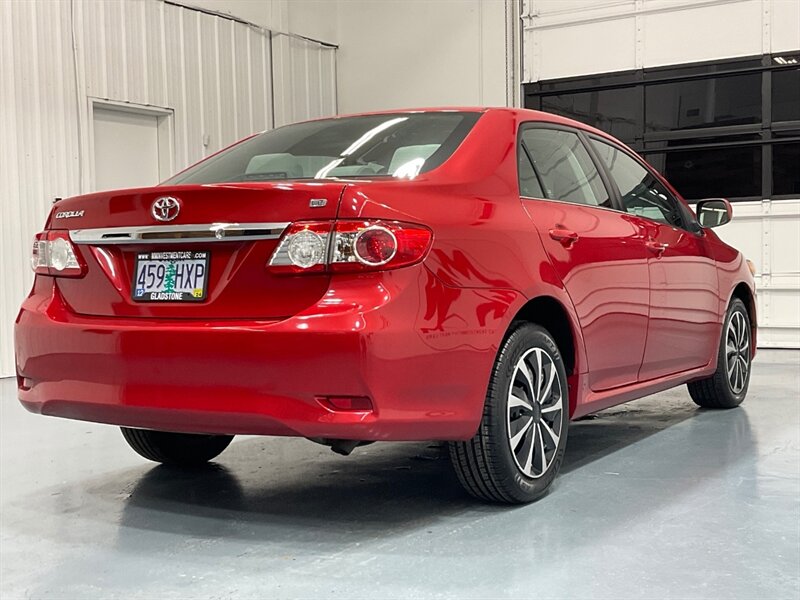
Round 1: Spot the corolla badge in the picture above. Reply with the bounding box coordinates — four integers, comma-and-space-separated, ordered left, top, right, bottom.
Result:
54, 210, 84, 219
151, 196, 181, 222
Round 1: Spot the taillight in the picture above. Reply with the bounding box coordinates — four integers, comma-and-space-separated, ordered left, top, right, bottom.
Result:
30, 231, 84, 277
329, 221, 432, 272
30, 233, 48, 273
268, 222, 332, 274
268, 220, 432, 274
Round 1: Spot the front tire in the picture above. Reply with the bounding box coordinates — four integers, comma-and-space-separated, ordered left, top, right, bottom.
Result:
687, 297, 752, 409
121, 428, 234, 466
449, 323, 569, 504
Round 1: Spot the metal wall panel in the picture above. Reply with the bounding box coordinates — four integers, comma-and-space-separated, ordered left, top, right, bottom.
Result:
0, 0, 337, 376
1, 0, 82, 378
272, 33, 337, 126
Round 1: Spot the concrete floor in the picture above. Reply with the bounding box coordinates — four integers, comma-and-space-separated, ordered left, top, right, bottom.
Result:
1, 351, 798, 599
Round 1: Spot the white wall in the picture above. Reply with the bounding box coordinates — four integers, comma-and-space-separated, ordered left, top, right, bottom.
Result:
288, 0, 339, 45
522, 0, 800, 348
335, 0, 515, 114
0, 0, 337, 377
180, 0, 339, 44
178, 0, 279, 29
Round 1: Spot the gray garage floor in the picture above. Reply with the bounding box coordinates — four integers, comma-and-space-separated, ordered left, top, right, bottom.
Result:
1, 351, 798, 599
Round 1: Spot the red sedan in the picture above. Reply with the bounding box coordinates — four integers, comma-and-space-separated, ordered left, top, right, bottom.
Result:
15, 108, 756, 503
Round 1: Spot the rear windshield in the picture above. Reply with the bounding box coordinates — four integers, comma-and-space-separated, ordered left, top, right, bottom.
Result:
165, 112, 481, 185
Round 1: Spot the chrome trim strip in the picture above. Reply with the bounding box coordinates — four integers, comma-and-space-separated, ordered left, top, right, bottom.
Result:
69, 222, 290, 245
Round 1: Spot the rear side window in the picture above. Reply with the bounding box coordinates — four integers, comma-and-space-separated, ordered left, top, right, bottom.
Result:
519, 128, 610, 207
590, 139, 685, 229
165, 112, 481, 184
518, 147, 544, 198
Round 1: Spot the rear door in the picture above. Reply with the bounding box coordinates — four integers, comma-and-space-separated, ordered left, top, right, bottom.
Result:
588, 138, 720, 379
518, 125, 651, 391
51, 182, 345, 319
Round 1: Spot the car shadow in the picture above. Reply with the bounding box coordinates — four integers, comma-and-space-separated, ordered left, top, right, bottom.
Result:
560, 396, 701, 474
114, 439, 478, 541
107, 391, 745, 546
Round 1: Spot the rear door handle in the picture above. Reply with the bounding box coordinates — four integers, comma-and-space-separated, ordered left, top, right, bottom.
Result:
646, 240, 667, 257
549, 228, 579, 246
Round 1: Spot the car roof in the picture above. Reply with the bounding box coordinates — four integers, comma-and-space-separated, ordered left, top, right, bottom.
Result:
305, 106, 616, 142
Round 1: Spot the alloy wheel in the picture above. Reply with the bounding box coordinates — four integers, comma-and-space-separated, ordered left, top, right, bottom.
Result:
506, 347, 564, 478
726, 311, 750, 394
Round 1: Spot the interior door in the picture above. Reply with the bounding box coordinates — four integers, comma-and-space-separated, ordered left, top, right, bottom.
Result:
589, 138, 720, 380
519, 126, 651, 391
93, 107, 161, 191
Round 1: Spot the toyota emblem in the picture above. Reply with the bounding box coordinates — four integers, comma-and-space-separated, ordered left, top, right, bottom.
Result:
151, 196, 181, 222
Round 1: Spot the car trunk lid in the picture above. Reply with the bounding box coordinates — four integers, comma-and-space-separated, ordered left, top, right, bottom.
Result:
50, 182, 345, 319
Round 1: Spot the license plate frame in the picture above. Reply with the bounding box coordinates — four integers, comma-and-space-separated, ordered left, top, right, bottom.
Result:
131, 250, 210, 303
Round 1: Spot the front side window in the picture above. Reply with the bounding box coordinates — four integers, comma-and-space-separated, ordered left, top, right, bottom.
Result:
166, 112, 481, 185
591, 139, 685, 228
520, 128, 610, 207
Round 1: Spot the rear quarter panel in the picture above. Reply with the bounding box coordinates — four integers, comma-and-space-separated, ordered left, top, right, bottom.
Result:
336, 110, 588, 414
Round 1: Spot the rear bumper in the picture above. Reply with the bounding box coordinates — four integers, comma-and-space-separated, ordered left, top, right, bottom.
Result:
15, 269, 516, 441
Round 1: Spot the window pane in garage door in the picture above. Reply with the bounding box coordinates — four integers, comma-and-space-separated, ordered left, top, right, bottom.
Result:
772, 68, 800, 122
645, 145, 762, 200
645, 73, 762, 132
773, 142, 800, 196
540, 87, 640, 143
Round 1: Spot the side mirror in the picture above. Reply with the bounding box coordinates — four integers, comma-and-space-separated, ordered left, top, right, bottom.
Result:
696, 198, 732, 228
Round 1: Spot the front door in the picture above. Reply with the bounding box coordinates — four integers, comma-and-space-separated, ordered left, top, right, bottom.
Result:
589, 138, 720, 380
518, 126, 651, 391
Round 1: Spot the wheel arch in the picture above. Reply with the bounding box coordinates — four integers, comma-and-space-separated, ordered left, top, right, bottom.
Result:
730, 281, 757, 355
507, 295, 584, 417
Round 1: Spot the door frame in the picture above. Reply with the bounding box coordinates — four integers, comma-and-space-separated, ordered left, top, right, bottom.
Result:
516, 122, 653, 391
87, 98, 175, 191
517, 121, 620, 208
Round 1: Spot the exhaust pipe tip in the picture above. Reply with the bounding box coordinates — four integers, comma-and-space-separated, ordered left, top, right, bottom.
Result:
330, 440, 361, 456
307, 437, 374, 456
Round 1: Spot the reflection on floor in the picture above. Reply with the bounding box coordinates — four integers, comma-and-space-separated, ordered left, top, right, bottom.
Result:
1, 351, 798, 599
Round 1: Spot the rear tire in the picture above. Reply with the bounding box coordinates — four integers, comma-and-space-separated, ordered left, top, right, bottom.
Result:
449, 323, 569, 504
121, 428, 233, 466
687, 297, 752, 409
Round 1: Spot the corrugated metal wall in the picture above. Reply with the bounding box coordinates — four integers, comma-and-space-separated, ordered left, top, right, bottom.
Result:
272, 33, 337, 127
0, 0, 337, 377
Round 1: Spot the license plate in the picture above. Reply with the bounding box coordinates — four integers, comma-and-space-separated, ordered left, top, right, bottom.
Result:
132, 251, 209, 302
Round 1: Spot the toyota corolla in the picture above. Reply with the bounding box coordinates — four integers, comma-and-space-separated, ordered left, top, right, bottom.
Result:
15, 108, 756, 503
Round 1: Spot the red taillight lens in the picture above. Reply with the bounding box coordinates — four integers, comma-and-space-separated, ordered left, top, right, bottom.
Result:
30, 231, 85, 277
329, 221, 432, 272
268, 220, 432, 274
354, 226, 396, 266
